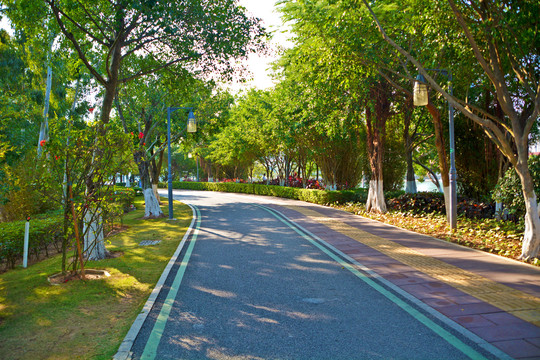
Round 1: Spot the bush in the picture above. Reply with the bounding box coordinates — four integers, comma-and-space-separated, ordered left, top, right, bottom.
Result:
493, 155, 540, 219
168, 181, 368, 206
104, 186, 135, 212
388, 192, 446, 214
0, 186, 136, 271
388, 192, 495, 219
100, 186, 135, 228
0, 154, 62, 222
0, 216, 64, 270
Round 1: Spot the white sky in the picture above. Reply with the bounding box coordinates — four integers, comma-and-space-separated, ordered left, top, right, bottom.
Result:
0, 16, 12, 35
234, 0, 293, 91
0, 2, 291, 91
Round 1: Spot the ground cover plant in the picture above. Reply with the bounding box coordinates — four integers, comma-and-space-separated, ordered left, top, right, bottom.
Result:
332, 202, 534, 265
0, 196, 192, 360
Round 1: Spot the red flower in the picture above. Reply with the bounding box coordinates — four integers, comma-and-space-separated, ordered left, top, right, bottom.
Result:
89, 107, 94, 113
139, 132, 144, 139
55, 155, 59, 160
130, 132, 134, 136
40, 140, 46, 147
143, 142, 146, 146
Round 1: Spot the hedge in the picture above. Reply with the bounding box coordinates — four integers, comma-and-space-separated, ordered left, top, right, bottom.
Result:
0, 186, 136, 271
161, 181, 368, 206
0, 215, 64, 270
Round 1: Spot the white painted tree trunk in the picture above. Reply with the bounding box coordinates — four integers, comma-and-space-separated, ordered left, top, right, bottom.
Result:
83, 210, 108, 260
443, 185, 451, 221
126, 173, 131, 187
405, 180, 417, 194
515, 160, 540, 260
143, 188, 164, 218
521, 196, 540, 259
152, 184, 161, 205
366, 180, 386, 213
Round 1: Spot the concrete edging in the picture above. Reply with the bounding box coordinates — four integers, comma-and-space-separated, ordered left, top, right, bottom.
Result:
113, 203, 197, 360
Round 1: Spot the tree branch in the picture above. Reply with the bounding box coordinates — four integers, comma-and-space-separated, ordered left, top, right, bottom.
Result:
48, 0, 106, 85
118, 56, 195, 84
46, 0, 107, 47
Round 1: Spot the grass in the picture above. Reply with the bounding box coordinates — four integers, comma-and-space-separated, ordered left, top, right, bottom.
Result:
332, 202, 539, 266
0, 196, 192, 360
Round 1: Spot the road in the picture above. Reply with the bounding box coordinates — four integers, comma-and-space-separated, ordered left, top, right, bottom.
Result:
126, 190, 505, 360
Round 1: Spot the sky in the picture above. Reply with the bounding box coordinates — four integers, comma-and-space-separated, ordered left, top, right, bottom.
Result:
234, 0, 293, 91
0, 1, 291, 91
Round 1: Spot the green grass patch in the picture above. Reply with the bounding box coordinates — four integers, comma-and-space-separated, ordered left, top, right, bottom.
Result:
0, 196, 192, 360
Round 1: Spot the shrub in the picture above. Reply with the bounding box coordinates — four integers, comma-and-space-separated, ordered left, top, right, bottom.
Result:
388, 192, 446, 214
493, 155, 540, 219
0, 215, 64, 270
168, 181, 367, 206
388, 192, 495, 219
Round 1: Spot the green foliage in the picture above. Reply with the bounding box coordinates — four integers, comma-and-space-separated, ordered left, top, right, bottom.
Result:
100, 186, 136, 227
167, 181, 368, 205
0, 152, 63, 221
493, 155, 540, 218
0, 186, 136, 271
0, 215, 63, 269
382, 122, 406, 191
133, 187, 143, 196
456, 118, 500, 200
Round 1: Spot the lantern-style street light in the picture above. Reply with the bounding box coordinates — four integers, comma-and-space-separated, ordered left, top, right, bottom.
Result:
167, 107, 196, 220
413, 70, 457, 230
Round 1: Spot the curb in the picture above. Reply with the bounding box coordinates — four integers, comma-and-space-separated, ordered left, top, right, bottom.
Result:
113, 202, 197, 360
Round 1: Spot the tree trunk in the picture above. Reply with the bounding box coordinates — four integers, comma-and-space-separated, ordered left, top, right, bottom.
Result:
83, 207, 108, 260
405, 152, 417, 194
403, 98, 417, 193
427, 102, 451, 219
150, 149, 164, 204
365, 80, 390, 213
516, 155, 540, 259
367, 180, 386, 212
135, 150, 164, 218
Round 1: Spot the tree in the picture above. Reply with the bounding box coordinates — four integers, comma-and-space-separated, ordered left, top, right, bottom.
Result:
365, 78, 392, 212
360, 0, 540, 259
3, 0, 267, 126
3, 0, 267, 259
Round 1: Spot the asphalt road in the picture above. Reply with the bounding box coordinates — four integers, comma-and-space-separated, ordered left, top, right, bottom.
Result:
128, 190, 498, 360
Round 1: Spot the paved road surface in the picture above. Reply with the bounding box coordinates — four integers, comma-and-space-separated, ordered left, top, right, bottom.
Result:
120, 190, 539, 360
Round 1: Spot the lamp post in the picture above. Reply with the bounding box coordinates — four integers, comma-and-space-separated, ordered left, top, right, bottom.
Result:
414, 70, 457, 230
167, 107, 196, 220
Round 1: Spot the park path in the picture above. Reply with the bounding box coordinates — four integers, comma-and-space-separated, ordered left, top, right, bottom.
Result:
117, 190, 540, 360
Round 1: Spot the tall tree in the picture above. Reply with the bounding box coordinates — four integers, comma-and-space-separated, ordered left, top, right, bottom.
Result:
360, 0, 540, 259
4, 0, 267, 259
365, 78, 392, 212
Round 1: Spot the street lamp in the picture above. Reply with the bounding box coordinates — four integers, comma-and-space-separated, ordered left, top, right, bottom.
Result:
167, 107, 196, 220
413, 70, 457, 230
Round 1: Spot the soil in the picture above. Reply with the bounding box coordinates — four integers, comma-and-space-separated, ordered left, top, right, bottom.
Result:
48, 269, 112, 285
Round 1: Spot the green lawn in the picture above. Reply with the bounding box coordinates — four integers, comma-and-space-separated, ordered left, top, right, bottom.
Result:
0, 197, 192, 360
